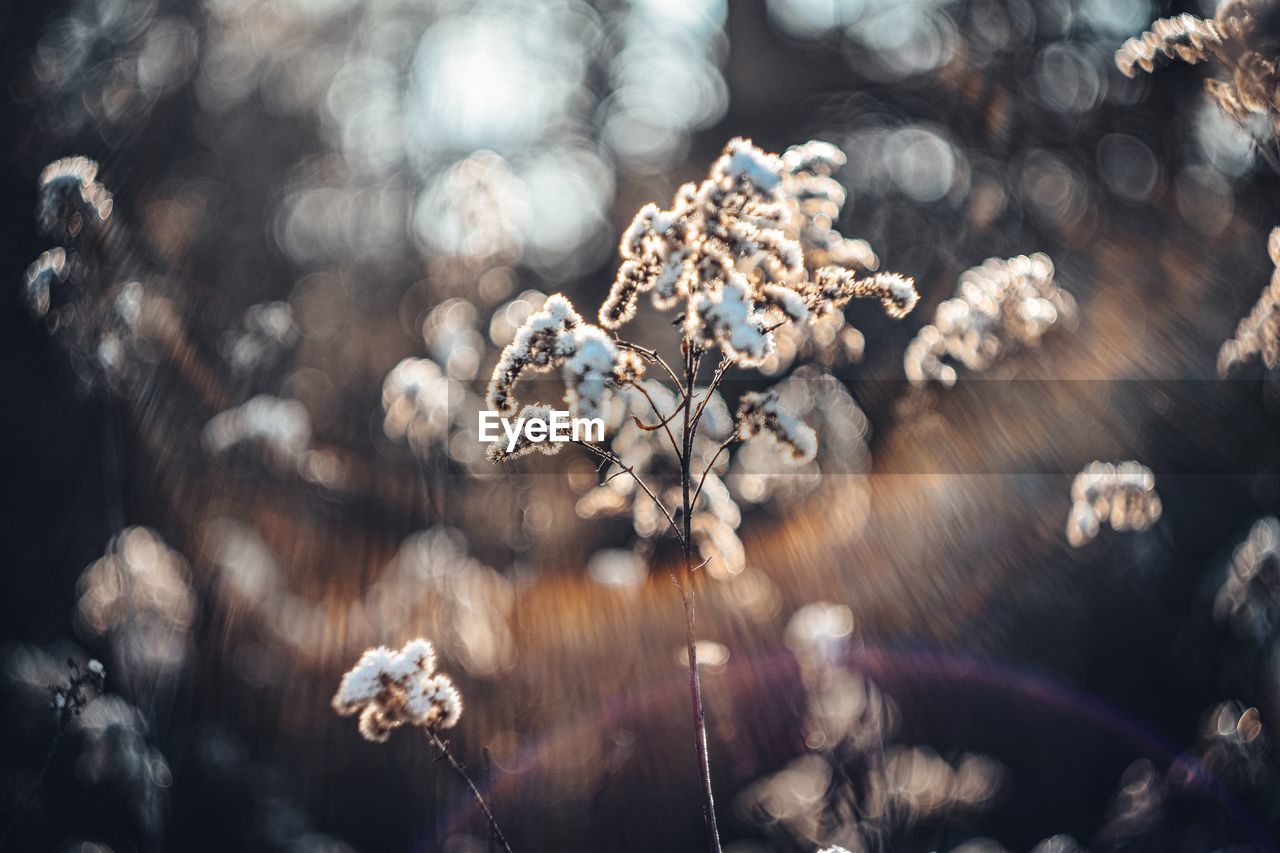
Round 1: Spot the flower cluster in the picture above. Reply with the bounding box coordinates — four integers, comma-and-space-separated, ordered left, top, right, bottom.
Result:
332, 638, 462, 742
728, 368, 870, 509
575, 382, 745, 575
1117, 2, 1280, 136
905, 253, 1075, 387
37, 156, 113, 240
1214, 516, 1280, 643
1066, 461, 1163, 547
1219, 227, 1280, 376
599, 137, 915, 366
486, 294, 643, 421
735, 389, 819, 463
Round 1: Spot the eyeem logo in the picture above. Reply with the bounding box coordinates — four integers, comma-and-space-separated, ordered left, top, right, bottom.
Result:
478, 410, 605, 453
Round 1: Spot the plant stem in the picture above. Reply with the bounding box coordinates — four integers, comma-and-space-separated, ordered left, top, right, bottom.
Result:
426, 729, 514, 853
679, 342, 723, 853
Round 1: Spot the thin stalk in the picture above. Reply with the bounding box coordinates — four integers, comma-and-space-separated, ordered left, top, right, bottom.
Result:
573, 441, 684, 545
679, 341, 723, 853
426, 729, 514, 853
691, 436, 738, 511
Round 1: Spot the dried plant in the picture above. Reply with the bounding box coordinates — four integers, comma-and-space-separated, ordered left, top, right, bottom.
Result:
484, 137, 917, 853
0, 658, 107, 850
1066, 461, 1163, 547
1219, 227, 1280, 376
1117, 1, 1280, 138
740, 603, 1003, 852
1214, 516, 1280, 642
332, 638, 510, 853
904, 253, 1075, 388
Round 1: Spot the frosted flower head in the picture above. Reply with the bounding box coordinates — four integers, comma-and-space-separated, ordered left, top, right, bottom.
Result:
736, 389, 818, 463
1066, 461, 1162, 547
595, 137, 913, 368
333, 637, 463, 741
486, 293, 641, 431
38, 156, 113, 240
906, 253, 1073, 387
484, 403, 568, 462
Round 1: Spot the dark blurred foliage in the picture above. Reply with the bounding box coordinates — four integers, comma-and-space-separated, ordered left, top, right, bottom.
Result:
5, 0, 1280, 851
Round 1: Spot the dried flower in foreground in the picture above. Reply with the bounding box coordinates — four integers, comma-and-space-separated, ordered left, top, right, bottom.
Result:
1219, 227, 1280, 375
332, 639, 512, 853
484, 138, 915, 853
905, 253, 1074, 387
332, 638, 462, 741
1066, 461, 1162, 547
1117, 1, 1280, 137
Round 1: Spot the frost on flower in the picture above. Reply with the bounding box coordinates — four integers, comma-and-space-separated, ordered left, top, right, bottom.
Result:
485, 293, 642, 422
1117, 2, 1280, 137
904, 253, 1075, 387
598, 137, 915, 366
728, 369, 869, 512
1066, 461, 1162, 547
333, 637, 463, 742
484, 403, 567, 462
37, 156, 114, 240
1219, 227, 1280, 376
735, 389, 818, 463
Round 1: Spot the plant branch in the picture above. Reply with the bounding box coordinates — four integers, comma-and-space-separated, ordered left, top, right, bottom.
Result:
633, 382, 684, 460
679, 341, 723, 853
690, 435, 738, 512
573, 441, 684, 545
426, 729, 514, 853
614, 339, 683, 390
690, 356, 733, 436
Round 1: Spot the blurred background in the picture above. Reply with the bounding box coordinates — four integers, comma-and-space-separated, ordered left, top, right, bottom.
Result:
4, 0, 1280, 850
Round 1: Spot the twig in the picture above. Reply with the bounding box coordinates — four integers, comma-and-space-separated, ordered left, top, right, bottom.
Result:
573, 441, 684, 545
632, 382, 684, 460
426, 729, 514, 853
678, 342, 723, 853
690, 356, 733, 437
690, 435, 738, 512
614, 339, 683, 390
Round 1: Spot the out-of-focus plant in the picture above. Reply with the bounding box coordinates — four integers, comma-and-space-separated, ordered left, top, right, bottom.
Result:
904, 253, 1075, 388
331, 638, 511, 853
1215, 516, 1280, 643
740, 602, 1004, 852
1219, 227, 1280, 376
484, 137, 917, 853
1066, 461, 1162, 547
1118, 1, 1280, 139
0, 657, 106, 850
